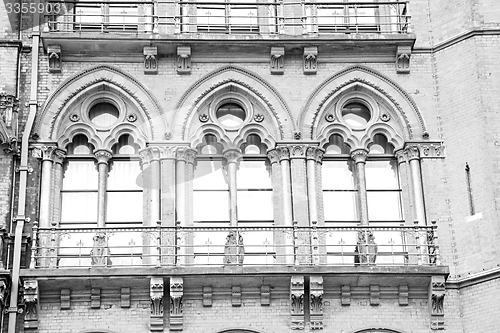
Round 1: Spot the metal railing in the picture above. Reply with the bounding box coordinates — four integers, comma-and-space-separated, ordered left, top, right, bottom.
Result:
30, 220, 439, 268
43, 0, 409, 34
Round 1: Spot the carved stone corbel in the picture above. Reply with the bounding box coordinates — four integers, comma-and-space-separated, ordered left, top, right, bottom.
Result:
177, 46, 191, 74
170, 277, 183, 331
91, 288, 100, 309
370, 285, 380, 306
399, 285, 409, 306
270, 46, 285, 74
429, 276, 445, 330
203, 286, 212, 307
396, 45, 411, 74
144, 46, 158, 75
260, 285, 270, 306
290, 276, 304, 330
23, 279, 39, 330
310, 276, 323, 330
231, 286, 242, 307
0, 279, 8, 320
341, 285, 350, 306
60, 289, 70, 309
0, 94, 19, 153
303, 46, 318, 75
150, 277, 164, 332
121, 287, 131, 308
48, 45, 62, 73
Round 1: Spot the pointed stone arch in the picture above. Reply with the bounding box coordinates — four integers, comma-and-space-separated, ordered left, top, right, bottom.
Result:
173, 65, 295, 141
35, 64, 167, 142
299, 65, 427, 141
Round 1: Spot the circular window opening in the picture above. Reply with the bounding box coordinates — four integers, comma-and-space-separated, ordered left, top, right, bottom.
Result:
216, 102, 246, 128
341, 102, 371, 128
89, 102, 119, 128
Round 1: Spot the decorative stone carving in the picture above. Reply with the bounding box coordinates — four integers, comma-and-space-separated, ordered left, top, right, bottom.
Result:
270, 46, 285, 74
23, 280, 39, 330
61, 289, 71, 309
351, 149, 368, 164
90, 233, 112, 267
396, 45, 411, 74
0, 94, 19, 153
303, 47, 318, 75
94, 150, 112, 165
222, 149, 242, 165
144, 46, 158, 75
380, 112, 391, 122
170, 277, 183, 331
254, 113, 264, 122
306, 146, 324, 164
224, 231, 244, 265
324, 113, 335, 122
0, 279, 7, 316
355, 230, 377, 265
121, 287, 131, 308
260, 285, 270, 306
290, 276, 304, 330
341, 285, 351, 306
199, 113, 209, 122
429, 276, 445, 330
267, 149, 280, 164
404, 145, 420, 161
277, 146, 290, 161
404, 142, 445, 159
232, 286, 242, 307
399, 285, 409, 306
150, 277, 164, 332
69, 113, 80, 122
127, 113, 137, 122
177, 46, 192, 74
310, 276, 323, 330
90, 288, 100, 309
48, 45, 62, 73
370, 285, 380, 306
203, 286, 212, 307
31, 145, 56, 161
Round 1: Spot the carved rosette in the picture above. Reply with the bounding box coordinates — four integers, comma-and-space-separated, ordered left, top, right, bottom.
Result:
303, 47, 318, 75
150, 277, 164, 332
309, 276, 324, 330
177, 46, 192, 74
290, 276, 305, 330
429, 276, 445, 330
23, 279, 39, 330
170, 277, 184, 331
48, 45, 62, 73
270, 46, 285, 74
144, 46, 158, 75
350, 149, 368, 164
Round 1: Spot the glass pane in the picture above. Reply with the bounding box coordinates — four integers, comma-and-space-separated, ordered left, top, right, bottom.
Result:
75, 6, 101, 25
322, 160, 355, 190
62, 161, 98, 190
317, 6, 344, 27
237, 191, 273, 221
193, 191, 230, 222
229, 0, 258, 27
237, 161, 272, 189
365, 160, 399, 190
323, 192, 358, 222
108, 161, 143, 190
61, 192, 98, 223
193, 160, 228, 190
197, 6, 226, 26
106, 192, 143, 223
367, 191, 402, 221
109, 6, 139, 25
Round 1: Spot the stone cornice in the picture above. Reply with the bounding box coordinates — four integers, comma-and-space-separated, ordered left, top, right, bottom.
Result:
404, 141, 445, 159
413, 28, 500, 54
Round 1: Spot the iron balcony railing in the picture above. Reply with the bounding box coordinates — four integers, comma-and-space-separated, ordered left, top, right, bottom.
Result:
43, 0, 409, 34
30, 221, 439, 269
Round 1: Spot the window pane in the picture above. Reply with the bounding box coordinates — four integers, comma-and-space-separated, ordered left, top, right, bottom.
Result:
237, 191, 273, 221
62, 161, 98, 190
193, 160, 228, 190
367, 191, 402, 221
237, 161, 272, 189
365, 160, 399, 190
108, 161, 143, 190
322, 160, 355, 190
193, 191, 230, 222
61, 192, 98, 223
106, 192, 143, 223
197, 6, 226, 26
323, 192, 358, 222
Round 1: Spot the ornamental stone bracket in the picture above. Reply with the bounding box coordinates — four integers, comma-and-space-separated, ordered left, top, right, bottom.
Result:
429, 276, 445, 330
0, 279, 8, 320
23, 279, 39, 331
404, 141, 445, 160
290, 276, 305, 330
177, 46, 192, 74
396, 45, 411, 74
144, 46, 158, 75
48, 45, 62, 73
150, 277, 164, 332
170, 277, 184, 331
0, 94, 20, 153
303, 47, 318, 75
310, 276, 323, 330
270, 46, 285, 74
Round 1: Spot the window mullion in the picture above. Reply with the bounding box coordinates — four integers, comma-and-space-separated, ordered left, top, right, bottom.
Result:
94, 149, 112, 228
223, 149, 242, 227
351, 149, 369, 226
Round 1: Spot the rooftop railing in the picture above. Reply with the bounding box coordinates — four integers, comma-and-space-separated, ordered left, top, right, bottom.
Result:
30, 221, 439, 269
43, 0, 409, 34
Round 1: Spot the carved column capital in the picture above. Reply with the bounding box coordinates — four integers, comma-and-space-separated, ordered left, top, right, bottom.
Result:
306, 146, 324, 164
395, 149, 407, 164
158, 146, 178, 160
140, 146, 161, 165
150, 277, 164, 332
223, 149, 242, 164
51, 148, 67, 165
176, 147, 197, 164
267, 149, 280, 164
170, 277, 184, 331
32, 144, 58, 161
23, 279, 39, 330
94, 149, 112, 165
404, 145, 420, 161
350, 149, 368, 164
276, 146, 290, 162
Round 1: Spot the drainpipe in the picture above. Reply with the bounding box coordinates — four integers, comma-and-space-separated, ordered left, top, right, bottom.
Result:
8, 2, 40, 332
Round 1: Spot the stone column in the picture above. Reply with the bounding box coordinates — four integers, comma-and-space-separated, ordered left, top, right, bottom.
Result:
277, 146, 294, 265
94, 150, 112, 228
267, 149, 286, 264
50, 148, 67, 226
159, 146, 177, 265
405, 145, 426, 225
32, 145, 56, 229
351, 149, 369, 225
306, 146, 325, 265
223, 149, 242, 227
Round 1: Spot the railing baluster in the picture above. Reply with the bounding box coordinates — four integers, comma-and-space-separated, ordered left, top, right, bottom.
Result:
29, 221, 39, 269
414, 220, 421, 266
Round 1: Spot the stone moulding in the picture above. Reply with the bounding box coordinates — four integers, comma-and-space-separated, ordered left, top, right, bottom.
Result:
290, 276, 305, 330
23, 279, 39, 330
429, 276, 445, 330
170, 277, 184, 331
150, 277, 164, 332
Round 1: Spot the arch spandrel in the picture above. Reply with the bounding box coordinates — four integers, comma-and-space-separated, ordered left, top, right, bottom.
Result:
35, 65, 167, 143
299, 65, 428, 141
173, 65, 295, 142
